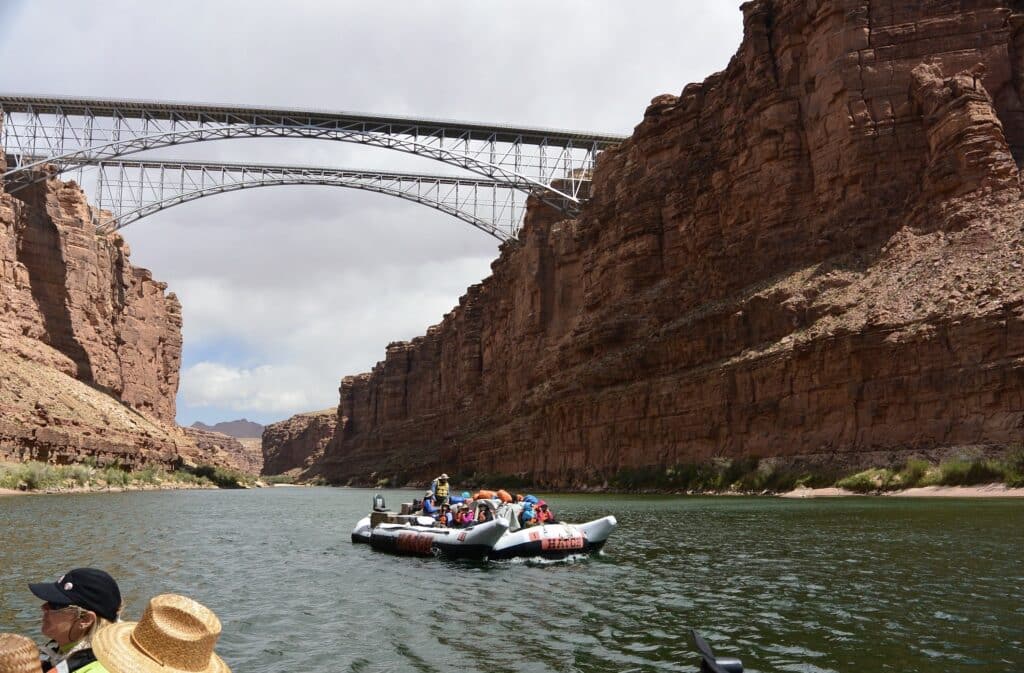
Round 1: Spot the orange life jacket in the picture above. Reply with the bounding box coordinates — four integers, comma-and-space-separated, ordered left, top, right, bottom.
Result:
473, 489, 496, 500
495, 489, 512, 503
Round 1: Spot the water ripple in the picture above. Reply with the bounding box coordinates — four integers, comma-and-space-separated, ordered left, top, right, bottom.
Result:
1, 490, 1022, 673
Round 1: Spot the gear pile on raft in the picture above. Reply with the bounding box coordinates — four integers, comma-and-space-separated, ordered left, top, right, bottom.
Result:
351, 474, 617, 561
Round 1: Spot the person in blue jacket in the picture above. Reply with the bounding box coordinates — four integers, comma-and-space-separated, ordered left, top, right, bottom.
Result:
421, 491, 440, 518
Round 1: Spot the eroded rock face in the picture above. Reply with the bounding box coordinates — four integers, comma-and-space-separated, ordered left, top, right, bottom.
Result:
261, 409, 337, 475
1, 168, 187, 467
7, 179, 183, 423
314, 0, 1024, 486
180, 428, 264, 476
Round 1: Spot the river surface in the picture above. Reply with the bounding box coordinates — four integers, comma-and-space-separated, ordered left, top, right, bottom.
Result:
0, 488, 1021, 673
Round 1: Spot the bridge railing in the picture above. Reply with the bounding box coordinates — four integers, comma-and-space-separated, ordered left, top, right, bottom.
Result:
0, 95, 626, 213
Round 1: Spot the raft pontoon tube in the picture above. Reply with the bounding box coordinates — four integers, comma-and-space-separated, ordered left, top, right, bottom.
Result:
489, 515, 616, 560
351, 494, 616, 561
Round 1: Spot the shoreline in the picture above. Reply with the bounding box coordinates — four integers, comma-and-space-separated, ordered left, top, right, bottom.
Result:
5, 483, 1024, 498
0, 482, 258, 497
779, 484, 1024, 498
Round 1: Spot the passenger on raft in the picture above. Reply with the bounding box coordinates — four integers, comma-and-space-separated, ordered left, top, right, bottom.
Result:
520, 507, 538, 527
92, 594, 231, 673
454, 504, 474, 527
430, 473, 451, 505
421, 491, 440, 518
0, 633, 43, 673
535, 500, 555, 524
433, 504, 453, 527
28, 568, 123, 673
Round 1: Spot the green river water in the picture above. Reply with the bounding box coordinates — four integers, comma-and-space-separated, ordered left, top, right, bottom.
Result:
0, 488, 1021, 673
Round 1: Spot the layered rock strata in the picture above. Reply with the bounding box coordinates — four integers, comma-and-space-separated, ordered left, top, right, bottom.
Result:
314, 0, 1024, 486
1, 164, 189, 467
181, 428, 264, 476
261, 409, 337, 475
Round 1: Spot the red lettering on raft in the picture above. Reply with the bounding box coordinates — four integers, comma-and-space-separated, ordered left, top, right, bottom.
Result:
397, 533, 434, 554
541, 536, 584, 551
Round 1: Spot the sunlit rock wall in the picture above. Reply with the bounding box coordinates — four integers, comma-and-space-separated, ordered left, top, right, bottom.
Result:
314, 0, 1024, 486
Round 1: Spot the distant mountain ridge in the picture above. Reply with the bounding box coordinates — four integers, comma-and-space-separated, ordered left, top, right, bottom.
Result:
190, 419, 264, 438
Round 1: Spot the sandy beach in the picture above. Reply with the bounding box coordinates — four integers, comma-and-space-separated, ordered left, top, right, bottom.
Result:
0, 483, 224, 497
780, 484, 1024, 498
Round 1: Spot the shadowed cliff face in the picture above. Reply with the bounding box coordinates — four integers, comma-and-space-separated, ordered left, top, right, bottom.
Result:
0, 165, 188, 467
276, 0, 1024, 486
17, 196, 96, 381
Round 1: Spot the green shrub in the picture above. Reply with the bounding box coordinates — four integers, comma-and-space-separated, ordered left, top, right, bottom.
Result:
262, 474, 295, 484
21, 463, 62, 490
169, 470, 210, 486
102, 466, 130, 488
836, 468, 898, 493
1002, 450, 1024, 488
898, 459, 931, 488
131, 466, 163, 485
934, 458, 1004, 486
61, 464, 94, 487
188, 465, 252, 489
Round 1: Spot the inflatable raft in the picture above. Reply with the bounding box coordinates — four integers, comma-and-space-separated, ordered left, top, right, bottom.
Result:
489, 515, 617, 560
369, 517, 509, 560
351, 495, 617, 561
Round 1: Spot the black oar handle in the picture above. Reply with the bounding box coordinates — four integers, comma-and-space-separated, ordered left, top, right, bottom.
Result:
691, 629, 743, 673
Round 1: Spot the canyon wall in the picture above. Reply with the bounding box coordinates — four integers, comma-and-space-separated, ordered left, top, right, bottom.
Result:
310, 0, 1024, 487
261, 409, 336, 475
181, 428, 264, 475
0, 160, 190, 467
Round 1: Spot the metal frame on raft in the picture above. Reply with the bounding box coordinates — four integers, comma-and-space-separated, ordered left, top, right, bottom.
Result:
60, 158, 528, 242
0, 94, 626, 216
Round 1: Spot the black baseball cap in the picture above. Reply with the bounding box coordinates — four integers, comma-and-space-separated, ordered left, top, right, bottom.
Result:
29, 568, 121, 621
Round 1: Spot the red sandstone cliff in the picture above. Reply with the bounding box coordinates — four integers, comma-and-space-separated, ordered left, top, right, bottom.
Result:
261, 409, 336, 475
181, 427, 264, 475
0, 155, 191, 467
311, 0, 1024, 487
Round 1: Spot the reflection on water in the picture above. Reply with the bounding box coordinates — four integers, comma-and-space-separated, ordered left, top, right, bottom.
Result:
1, 489, 1021, 673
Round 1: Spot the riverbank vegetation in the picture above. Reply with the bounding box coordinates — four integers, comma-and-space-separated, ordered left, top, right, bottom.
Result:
607, 451, 1024, 494
834, 453, 1024, 494
0, 461, 257, 493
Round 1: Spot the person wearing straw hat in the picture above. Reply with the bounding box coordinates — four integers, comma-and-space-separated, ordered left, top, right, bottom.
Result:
28, 568, 123, 673
430, 473, 450, 505
0, 633, 43, 673
92, 594, 230, 673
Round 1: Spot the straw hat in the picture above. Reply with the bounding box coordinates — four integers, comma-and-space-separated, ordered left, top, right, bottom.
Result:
93, 594, 229, 673
0, 633, 42, 673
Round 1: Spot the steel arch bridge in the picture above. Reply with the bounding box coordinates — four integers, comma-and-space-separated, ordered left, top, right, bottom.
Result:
56, 158, 527, 242
0, 94, 626, 213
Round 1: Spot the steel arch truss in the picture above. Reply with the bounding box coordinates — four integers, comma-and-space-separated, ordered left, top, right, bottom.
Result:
0, 95, 625, 212
71, 158, 527, 242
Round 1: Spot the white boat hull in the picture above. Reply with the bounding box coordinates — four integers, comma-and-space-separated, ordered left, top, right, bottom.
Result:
489, 515, 617, 560
351, 516, 371, 543
368, 517, 510, 560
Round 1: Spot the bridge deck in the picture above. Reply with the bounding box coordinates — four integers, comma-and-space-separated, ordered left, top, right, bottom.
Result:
0, 94, 628, 147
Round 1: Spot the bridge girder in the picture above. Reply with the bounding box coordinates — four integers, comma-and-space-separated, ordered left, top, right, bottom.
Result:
0, 95, 625, 214
54, 158, 528, 242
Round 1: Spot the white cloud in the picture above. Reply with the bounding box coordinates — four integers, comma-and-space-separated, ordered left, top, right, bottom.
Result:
180, 362, 319, 414
0, 1, 746, 424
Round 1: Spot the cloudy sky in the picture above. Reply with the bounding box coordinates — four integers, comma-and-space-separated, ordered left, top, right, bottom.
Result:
0, 1, 744, 426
